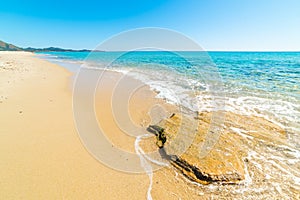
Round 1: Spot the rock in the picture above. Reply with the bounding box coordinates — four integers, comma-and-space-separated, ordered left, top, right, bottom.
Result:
147, 125, 166, 148
147, 111, 286, 185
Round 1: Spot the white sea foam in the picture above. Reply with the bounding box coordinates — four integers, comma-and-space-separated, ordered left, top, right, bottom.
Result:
135, 135, 153, 200
79, 61, 300, 139
134, 134, 168, 200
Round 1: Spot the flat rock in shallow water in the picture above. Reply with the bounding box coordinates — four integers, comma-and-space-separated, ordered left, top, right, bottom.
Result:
148, 112, 286, 185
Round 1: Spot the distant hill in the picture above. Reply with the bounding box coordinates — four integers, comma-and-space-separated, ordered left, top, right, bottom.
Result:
24, 47, 91, 52
0, 40, 23, 51
0, 40, 95, 52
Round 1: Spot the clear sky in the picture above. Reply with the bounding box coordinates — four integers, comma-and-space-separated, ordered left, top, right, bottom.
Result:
0, 0, 299, 51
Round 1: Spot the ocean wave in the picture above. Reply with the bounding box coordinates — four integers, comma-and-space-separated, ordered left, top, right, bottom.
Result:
80, 59, 300, 139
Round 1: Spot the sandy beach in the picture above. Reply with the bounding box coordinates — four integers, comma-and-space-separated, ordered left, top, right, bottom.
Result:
1, 51, 298, 200
1, 0, 299, 198
0, 51, 155, 199
0, 51, 202, 200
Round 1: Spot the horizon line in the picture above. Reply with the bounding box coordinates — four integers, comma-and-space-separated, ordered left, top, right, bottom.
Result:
33, 49, 300, 53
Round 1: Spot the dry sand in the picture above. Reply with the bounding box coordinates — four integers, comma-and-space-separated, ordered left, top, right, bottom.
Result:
0, 51, 159, 199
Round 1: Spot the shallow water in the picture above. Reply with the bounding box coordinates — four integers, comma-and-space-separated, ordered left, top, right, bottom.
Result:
38, 51, 300, 132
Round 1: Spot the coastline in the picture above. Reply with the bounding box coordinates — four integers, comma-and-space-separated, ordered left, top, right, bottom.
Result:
1, 51, 299, 199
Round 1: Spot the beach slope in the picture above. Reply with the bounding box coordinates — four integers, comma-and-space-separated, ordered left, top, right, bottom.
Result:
0, 52, 149, 199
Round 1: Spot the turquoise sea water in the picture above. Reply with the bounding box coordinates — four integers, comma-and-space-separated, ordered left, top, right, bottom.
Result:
38, 51, 300, 133
38, 51, 300, 198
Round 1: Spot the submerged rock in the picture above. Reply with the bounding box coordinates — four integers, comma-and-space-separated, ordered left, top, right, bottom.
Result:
147, 112, 286, 185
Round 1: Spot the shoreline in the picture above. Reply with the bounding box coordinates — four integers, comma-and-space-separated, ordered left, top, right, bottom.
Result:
1, 51, 299, 199
37, 51, 299, 137
37, 52, 300, 199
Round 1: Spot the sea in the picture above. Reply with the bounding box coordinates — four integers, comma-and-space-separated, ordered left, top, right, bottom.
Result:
37, 51, 300, 199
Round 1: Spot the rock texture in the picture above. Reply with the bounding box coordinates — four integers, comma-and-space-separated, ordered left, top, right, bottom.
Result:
148, 112, 286, 185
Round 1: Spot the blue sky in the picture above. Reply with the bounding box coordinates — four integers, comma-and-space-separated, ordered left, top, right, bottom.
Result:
0, 0, 299, 51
